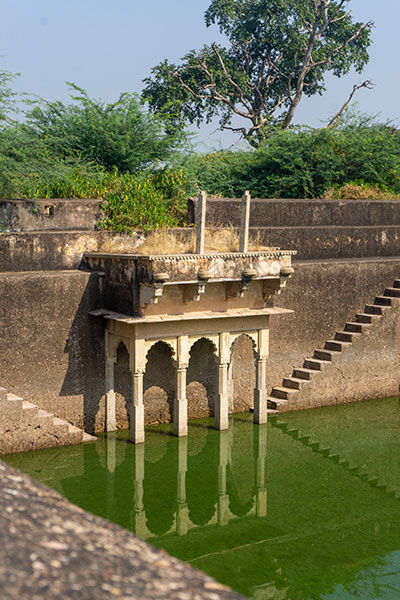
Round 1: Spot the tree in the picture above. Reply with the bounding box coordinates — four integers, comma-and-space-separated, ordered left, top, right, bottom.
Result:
0, 68, 19, 127
143, 0, 373, 147
22, 84, 189, 172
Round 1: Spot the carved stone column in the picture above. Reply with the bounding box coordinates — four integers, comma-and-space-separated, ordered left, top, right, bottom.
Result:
131, 371, 145, 444
215, 332, 230, 431
254, 328, 269, 425
174, 336, 189, 437
105, 332, 117, 432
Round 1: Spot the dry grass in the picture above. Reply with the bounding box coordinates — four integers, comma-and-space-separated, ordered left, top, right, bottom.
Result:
324, 183, 400, 200
99, 227, 277, 255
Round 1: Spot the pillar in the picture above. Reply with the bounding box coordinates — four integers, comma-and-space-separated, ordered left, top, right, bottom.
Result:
215, 332, 230, 431
105, 332, 117, 432
254, 328, 269, 425
131, 372, 145, 444
174, 336, 189, 437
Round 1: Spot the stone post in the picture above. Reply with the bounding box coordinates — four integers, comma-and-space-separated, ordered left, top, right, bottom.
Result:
131, 372, 145, 444
174, 336, 189, 437
196, 191, 207, 254
254, 328, 269, 425
239, 190, 251, 253
177, 437, 189, 536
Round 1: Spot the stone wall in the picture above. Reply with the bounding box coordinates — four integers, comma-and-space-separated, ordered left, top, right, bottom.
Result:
0, 199, 103, 232
188, 197, 400, 260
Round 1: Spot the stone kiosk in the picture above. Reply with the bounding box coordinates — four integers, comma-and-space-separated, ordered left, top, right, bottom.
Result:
87, 249, 294, 443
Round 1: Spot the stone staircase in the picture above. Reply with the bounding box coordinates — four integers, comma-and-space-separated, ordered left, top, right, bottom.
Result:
0, 387, 96, 455
271, 418, 400, 500
268, 278, 400, 412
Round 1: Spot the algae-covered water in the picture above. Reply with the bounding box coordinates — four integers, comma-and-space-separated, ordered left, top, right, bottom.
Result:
4, 396, 400, 599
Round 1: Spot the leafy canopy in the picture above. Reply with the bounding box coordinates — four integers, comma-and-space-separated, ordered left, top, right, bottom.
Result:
22, 83, 189, 172
143, 0, 373, 146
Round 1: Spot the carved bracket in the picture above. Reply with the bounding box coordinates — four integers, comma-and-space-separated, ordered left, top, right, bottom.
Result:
140, 272, 170, 307
239, 268, 257, 298
183, 269, 211, 303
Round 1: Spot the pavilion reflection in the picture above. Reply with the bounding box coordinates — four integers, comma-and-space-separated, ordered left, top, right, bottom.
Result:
103, 418, 268, 541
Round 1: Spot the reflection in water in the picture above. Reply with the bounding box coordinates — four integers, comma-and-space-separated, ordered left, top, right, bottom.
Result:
4, 399, 400, 600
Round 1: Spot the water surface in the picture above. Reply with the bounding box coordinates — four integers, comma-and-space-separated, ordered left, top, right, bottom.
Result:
4, 397, 400, 599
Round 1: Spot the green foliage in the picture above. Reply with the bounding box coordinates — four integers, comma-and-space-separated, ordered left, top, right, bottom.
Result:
22, 83, 189, 172
143, 0, 372, 146
180, 117, 400, 199
9, 163, 191, 231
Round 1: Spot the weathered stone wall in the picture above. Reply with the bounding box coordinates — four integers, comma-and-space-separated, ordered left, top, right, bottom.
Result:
188, 197, 400, 260
0, 199, 103, 232
0, 270, 105, 433
2, 258, 400, 432
268, 257, 400, 393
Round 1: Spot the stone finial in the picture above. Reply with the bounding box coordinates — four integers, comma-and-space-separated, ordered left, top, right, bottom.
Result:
196, 191, 207, 255
239, 190, 251, 253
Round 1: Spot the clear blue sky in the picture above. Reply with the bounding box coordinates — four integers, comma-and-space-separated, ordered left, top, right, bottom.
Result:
1, 0, 397, 149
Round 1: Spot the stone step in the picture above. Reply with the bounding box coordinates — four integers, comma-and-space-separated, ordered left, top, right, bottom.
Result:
384, 287, 400, 298
21, 401, 40, 427
364, 304, 384, 315
282, 377, 308, 390
303, 358, 330, 371
355, 313, 375, 324
393, 279, 400, 288
293, 368, 316, 381
345, 321, 369, 333
53, 417, 70, 436
270, 386, 298, 401
314, 348, 340, 361
66, 424, 84, 444
375, 296, 392, 306
37, 409, 55, 433
335, 330, 360, 342
324, 340, 351, 352
267, 396, 289, 410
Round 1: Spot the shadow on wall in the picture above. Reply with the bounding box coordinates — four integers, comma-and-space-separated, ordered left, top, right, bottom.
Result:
230, 334, 256, 413
187, 338, 218, 419
60, 273, 105, 434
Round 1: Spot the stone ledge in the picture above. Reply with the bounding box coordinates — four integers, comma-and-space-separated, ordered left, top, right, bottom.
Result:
0, 461, 243, 600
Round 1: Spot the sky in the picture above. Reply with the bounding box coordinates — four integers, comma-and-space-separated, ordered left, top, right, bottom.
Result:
1, 0, 398, 150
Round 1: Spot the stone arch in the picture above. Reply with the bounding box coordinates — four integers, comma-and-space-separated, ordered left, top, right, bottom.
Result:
143, 341, 175, 425
229, 334, 257, 413
114, 341, 132, 429
187, 338, 219, 419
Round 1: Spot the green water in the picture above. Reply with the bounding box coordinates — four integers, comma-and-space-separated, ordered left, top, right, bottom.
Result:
4, 397, 400, 599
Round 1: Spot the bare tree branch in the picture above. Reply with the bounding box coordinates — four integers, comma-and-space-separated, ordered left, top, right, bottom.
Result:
321, 80, 374, 130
